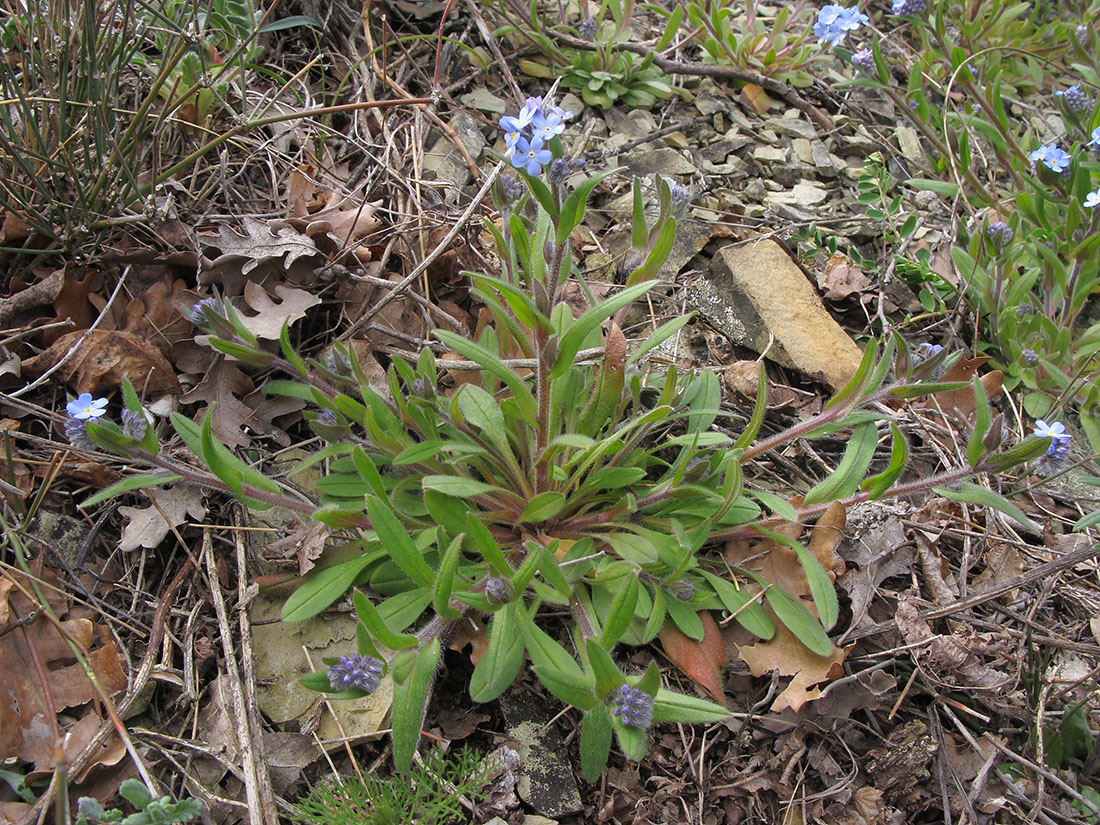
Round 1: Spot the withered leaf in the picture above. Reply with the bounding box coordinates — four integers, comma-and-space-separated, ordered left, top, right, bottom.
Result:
203, 217, 320, 275
22, 329, 181, 396
658, 611, 727, 702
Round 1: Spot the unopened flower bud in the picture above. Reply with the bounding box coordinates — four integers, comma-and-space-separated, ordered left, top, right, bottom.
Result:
485, 577, 516, 604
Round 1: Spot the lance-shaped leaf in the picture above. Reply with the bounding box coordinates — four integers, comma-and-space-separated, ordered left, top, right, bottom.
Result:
550, 281, 657, 379
366, 496, 436, 587
80, 472, 183, 509
580, 704, 613, 782
470, 603, 526, 702
391, 639, 441, 772
651, 689, 729, 723
699, 570, 774, 639
802, 421, 880, 505
281, 555, 374, 622
353, 591, 419, 649
861, 422, 908, 499
738, 569, 833, 656
933, 481, 1041, 534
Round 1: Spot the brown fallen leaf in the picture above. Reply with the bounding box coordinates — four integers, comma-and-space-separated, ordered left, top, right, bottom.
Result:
118, 485, 207, 551
737, 620, 845, 712
658, 611, 727, 702
0, 569, 127, 770
22, 328, 181, 396
818, 254, 870, 301
237, 281, 321, 340
179, 358, 256, 448
927, 353, 1003, 417
204, 216, 320, 275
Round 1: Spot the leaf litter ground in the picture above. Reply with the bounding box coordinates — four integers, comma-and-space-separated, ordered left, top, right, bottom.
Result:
0, 3, 1098, 825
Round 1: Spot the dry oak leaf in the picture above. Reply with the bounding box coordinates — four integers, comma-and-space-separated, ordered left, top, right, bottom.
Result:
237, 281, 321, 340
818, 254, 870, 301
658, 611, 727, 702
22, 328, 180, 396
0, 614, 126, 768
204, 216, 320, 275
737, 621, 845, 712
179, 358, 255, 448
118, 485, 207, 551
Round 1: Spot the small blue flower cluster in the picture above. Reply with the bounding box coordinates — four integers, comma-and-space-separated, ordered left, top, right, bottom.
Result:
500, 97, 572, 177
892, 0, 926, 14
813, 4, 869, 47
1033, 419, 1072, 476
328, 654, 384, 693
1056, 84, 1093, 113
850, 48, 874, 71
63, 393, 108, 450
610, 684, 654, 729
986, 221, 1013, 248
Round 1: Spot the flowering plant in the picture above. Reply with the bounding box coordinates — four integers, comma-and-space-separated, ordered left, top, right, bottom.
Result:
71, 98, 1053, 777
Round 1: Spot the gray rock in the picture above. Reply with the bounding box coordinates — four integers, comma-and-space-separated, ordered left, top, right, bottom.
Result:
752, 145, 788, 163
896, 126, 924, 164
500, 689, 583, 817
771, 162, 816, 187
767, 117, 817, 140
742, 179, 766, 202
811, 140, 837, 177
458, 88, 507, 114
623, 147, 697, 176
766, 182, 829, 207
422, 112, 486, 205
791, 138, 813, 165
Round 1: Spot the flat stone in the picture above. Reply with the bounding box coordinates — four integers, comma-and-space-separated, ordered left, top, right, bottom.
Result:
791, 138, 813, 165
896, 126, 923, 163
458, 88, 507, 114
742, 179, 766, 202
766, 182, 829, 207
767, 117, 817, 140
663, 130, 690, 149
689, 241, 864, 390
753, 145, 788, 163
771, 162, 816, 187
422, 112, 486, 204
811, 140, 837, 176
622, 147, 697, 176
500, 689, 583, 817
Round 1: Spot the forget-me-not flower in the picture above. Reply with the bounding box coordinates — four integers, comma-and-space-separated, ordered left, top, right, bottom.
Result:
1034, 419, 1069, 445
512, 136, 553, 176
610, 685, 654, 729
1085, 190, 1100, 208
1030, 143, 1072, 173
67, 393, 108, 421
531, 109, 567, 143
814, 4, 868, 46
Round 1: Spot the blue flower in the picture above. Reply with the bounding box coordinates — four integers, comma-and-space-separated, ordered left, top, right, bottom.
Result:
1034, 419, 1070, 450
66, 393, 108, 421
188, 296, 221, 326
531, 110, 567, 143
328, 654, 384, 693
511, 136, 553, 176
1022, 349, 1038, 366
1085, 190, 1100, 208
499, 115, 526, 155
1030, 143, 1071, 173
610, 684, 654, 729
1089, 126, 1100, 148
814, 4, 868, 46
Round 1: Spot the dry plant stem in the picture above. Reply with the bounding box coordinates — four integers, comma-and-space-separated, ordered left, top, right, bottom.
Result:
982, 733, 1100, 819
204, 530, 278, 825
844, 539, 1100, 643
340, 163, 503, 342
232, 510, 280, 823
9, 267, 129, 399
0, 269, 63, 325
